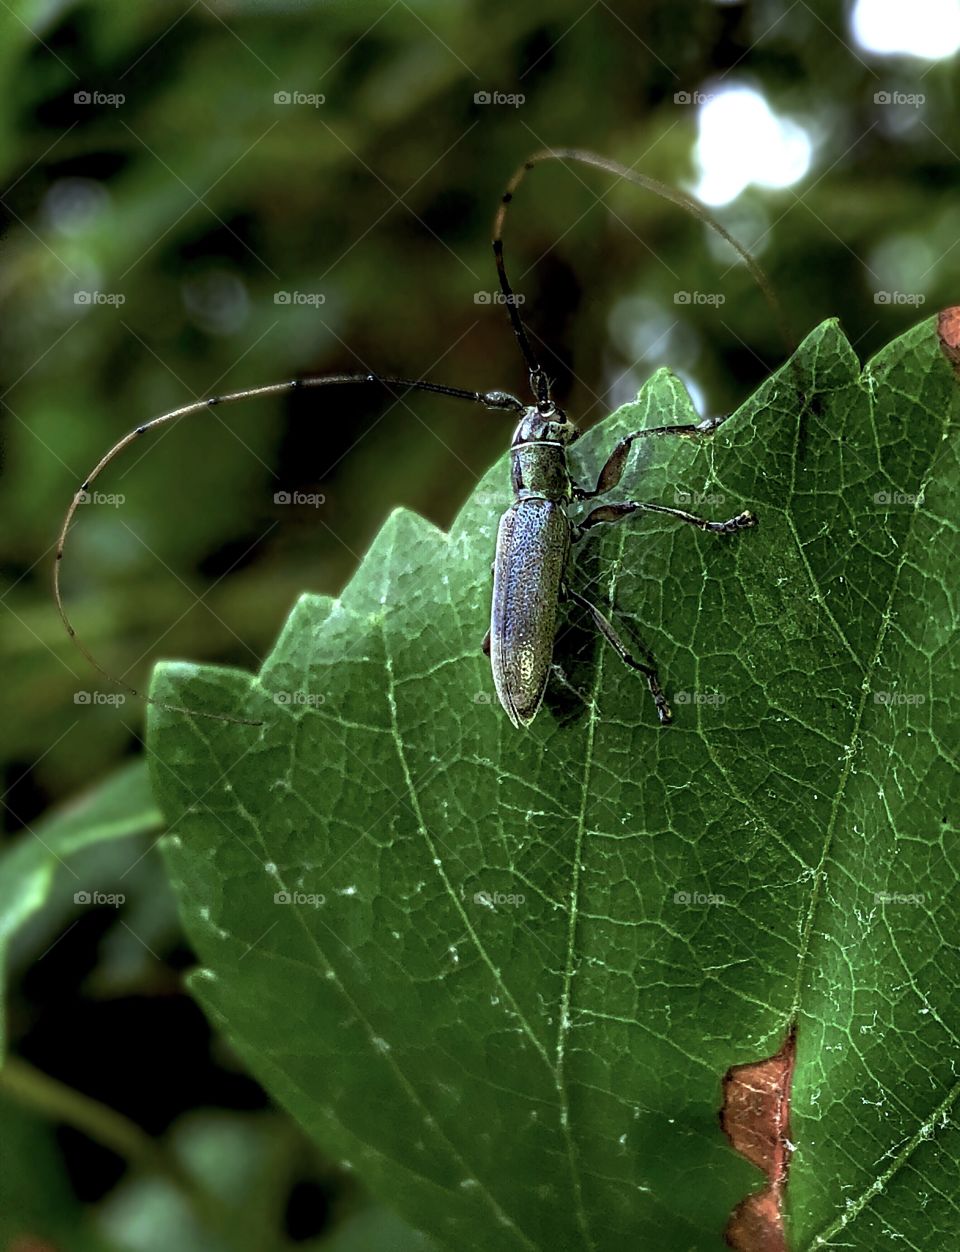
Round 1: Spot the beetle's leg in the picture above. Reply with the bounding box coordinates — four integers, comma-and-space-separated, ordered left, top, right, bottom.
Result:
574, 500, 757, 536
573, 415, 731, 500
567, 590, 671, 725
481, 629, 491, 656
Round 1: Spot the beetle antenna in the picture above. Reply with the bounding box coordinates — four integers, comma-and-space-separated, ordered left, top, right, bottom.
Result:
55, 371, 525, 727
492, 146, 796, 380
492, 236, 552, 408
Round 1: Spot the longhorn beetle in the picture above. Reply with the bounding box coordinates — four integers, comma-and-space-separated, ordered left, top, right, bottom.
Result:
55, 147, 792, 729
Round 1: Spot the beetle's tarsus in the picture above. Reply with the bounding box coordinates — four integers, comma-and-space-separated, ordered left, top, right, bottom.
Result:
653, 691, 673, 725
700, 509, 759, 534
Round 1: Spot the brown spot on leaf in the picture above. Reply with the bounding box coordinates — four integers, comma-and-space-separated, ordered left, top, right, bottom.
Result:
721, 1025, 796, 1251
937, 307, 960, 376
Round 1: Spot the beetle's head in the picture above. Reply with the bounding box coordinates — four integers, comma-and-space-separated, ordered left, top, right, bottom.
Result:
511, 403, 579, 449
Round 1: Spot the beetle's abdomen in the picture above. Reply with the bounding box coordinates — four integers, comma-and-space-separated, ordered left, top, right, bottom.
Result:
490, 499, 570, 728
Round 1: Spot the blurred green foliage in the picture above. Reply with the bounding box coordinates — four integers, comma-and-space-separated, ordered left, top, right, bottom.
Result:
1, 0, 957, 1247
3, 0, 958, 800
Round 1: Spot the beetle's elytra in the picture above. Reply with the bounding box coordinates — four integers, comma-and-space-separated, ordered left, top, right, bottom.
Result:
489, 410, 575, 727
56, 147, 782, 729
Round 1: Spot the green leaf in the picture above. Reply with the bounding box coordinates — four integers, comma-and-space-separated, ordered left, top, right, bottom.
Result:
149, 317, 959, 1250
319, 1204, 437, 1252
0, 761, 162, 1058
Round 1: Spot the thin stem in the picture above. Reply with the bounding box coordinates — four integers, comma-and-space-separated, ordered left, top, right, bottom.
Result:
0, 1055, 234, 1243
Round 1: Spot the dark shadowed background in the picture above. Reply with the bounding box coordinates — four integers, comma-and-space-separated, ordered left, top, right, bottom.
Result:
1, 0, 957, 1247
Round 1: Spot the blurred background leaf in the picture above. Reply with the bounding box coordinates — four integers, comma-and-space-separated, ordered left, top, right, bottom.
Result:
0, 760, 160, 1058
